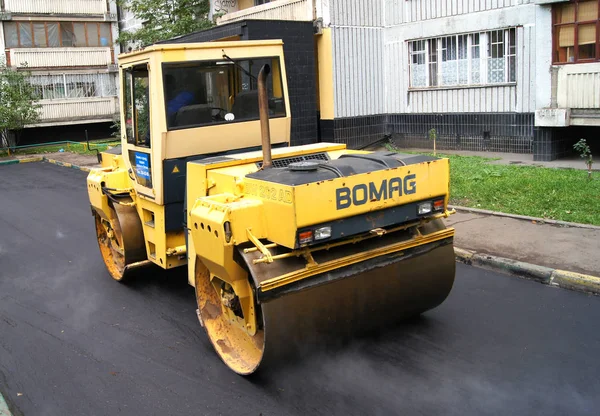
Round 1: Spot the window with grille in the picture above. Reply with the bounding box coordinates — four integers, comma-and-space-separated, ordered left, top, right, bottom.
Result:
28, 73, 117, 101
553, 0, 599, 63
409, 29, 516, 88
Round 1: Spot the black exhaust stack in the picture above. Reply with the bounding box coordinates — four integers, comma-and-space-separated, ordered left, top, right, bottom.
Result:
258, 64, 273, 169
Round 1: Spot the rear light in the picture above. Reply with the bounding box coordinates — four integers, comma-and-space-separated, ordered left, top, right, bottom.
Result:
314, 226, 332, 241
433, 199, 445, 211
417, 202, 432, 215
298, 230, 313, 245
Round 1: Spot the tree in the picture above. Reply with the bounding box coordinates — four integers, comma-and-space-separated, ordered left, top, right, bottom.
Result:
573, 139, 594, 181
0, 62, 41, 150
118, 0, 213, 47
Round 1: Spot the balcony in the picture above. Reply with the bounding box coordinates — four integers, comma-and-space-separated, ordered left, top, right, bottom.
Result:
9, 48, 113, 69
536, 62, 600, 127
556, 63, 600, 110
217, 0, 312, 24
32, 97, 118, 127
2, 0, 107, 16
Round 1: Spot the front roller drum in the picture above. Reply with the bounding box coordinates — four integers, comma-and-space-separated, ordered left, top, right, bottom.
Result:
94, 202, 147, 281
195, 219, 456, 375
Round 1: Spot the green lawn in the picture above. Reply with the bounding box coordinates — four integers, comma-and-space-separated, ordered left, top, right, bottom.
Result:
0, 141, 120, 158
439, 153, 600, 226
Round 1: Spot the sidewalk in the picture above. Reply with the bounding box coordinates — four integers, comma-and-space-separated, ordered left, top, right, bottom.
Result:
444, 210, 600, 278
400, 148, 598, 170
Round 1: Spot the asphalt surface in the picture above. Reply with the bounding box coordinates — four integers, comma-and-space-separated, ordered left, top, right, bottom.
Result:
1, 162, 600, 416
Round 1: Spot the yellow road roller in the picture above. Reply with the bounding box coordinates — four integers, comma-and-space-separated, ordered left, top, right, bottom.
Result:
87, 40, 456, 375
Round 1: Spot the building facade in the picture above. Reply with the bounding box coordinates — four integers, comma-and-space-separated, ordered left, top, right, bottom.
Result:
0, 0, 120, 130
214, 0, 600, 160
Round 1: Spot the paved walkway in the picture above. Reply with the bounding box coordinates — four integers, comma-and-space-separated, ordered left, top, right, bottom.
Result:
400, 148, 597, 170
444, 210, 600, 277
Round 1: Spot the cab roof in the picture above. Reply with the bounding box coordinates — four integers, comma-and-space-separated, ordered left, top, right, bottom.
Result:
118, 39, 284, 61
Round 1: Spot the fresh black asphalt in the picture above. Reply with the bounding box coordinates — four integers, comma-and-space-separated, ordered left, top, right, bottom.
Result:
1, 162, 599, 416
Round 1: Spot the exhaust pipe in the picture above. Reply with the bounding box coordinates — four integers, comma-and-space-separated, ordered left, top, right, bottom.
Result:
258, 64, 272, 169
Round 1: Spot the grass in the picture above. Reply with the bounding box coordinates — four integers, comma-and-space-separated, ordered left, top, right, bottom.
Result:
438, 153, 600, 226
0, 140, 120, 158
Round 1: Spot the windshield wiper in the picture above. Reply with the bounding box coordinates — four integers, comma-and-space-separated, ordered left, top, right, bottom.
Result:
222, 51, 258, 81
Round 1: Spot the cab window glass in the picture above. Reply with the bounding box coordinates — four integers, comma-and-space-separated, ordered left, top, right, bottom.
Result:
162, 57, 285, 130
124, 66, 151, 147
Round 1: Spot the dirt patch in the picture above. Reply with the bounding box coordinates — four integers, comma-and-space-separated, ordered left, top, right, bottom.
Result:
41, 152, 101, 167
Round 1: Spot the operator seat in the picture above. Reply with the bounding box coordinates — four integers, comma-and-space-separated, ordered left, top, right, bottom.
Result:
231, 90, 259, 121
174, 104, 213, 127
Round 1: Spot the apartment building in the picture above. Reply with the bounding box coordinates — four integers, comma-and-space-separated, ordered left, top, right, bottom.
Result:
0, 0, 120, 132
212, 0, 599, 161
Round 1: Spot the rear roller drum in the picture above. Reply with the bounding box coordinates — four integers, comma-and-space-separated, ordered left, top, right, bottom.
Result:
94, 202, 146, 282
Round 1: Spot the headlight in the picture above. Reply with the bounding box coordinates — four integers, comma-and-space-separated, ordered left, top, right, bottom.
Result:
418, 202, 432, 215
314, 226, 332, 240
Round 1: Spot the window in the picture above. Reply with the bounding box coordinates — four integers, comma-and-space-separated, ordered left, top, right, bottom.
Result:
3, 22, 112, 48
254, 0, 273, 4
409, 29, 516, 88
162, 57, 286, 131
29, 73, 117, 100
124, 66, 151, 148
553, 0, 600, 63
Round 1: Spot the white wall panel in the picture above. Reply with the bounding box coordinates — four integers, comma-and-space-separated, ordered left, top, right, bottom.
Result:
330, 0, 384, 27
387, 0, 532, 25
557, 63, 600, 109
332, 27, 385, 118
4, 0, 107, 15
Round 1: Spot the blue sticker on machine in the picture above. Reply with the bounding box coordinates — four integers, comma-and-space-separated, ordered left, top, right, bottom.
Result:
135, 152, 151, 180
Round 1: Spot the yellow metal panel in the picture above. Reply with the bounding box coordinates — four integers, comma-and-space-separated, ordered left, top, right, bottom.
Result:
293, 159, 450, 227
87, 164, 132, 221
189, 194, 266, 276
119, 40, 285, 62
164, 117, 290, 160
134, 198, 187, 269
317, 28, 335, 120
242, 179, 297, 248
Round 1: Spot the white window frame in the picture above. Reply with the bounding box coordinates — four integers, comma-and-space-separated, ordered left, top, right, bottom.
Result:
408, 28, 517, 89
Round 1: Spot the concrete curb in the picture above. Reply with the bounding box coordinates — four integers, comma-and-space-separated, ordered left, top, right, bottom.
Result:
43, 157, 92, 172
455, 247, 600, 296
0, 156, 43, 166
0, 156, 93, 172
450, 205, 600, 230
